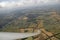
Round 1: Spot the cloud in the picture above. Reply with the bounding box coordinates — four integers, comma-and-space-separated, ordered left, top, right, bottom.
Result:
0, 0, 59, 8
0, 1, 23, 8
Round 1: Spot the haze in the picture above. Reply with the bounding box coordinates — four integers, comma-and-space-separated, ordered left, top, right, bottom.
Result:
0, 0, 59, 8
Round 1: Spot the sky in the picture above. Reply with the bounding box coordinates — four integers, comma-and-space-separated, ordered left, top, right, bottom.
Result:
0, 0, 59, 8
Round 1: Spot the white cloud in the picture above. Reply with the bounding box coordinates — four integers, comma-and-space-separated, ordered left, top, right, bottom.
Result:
0, 0, 59, 8
0, 1, 23, 8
